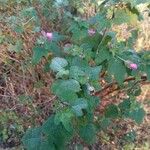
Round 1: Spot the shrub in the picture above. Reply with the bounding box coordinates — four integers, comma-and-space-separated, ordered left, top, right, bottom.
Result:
17, 0, 150, 149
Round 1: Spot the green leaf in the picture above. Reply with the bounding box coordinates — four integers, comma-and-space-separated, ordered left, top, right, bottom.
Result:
42, 116, 73, 149
87, 96, 99, 112
50, 57, 68, 72
22, 127, 42, 150
145, 65, 150, 80
45, 42, 63, 56
99, 118, 111, 130
69, 56, 89, 68
52, 79, 81, 93
56, 89, 78, 103
119, 99, 131, 111
54, 109, 74, 132
82, 33, 102, 49
118, 99, 132, 118
79, 124, 96, 144
124, 0, 149, 7
85, 66, 102, 81
72, 29, 84, 42
51, 79, 80, 103
90, 14, 111, 31
113, 8, 138, 25
52, 32, 65, 42
22, 127, 53, 150
32, 47, 48, 65
53, 126, 73, 150
105, 104, 119, 119
72, 98, 88, 116
69, 66, 89, 84
56, 69, 69, 79
95, 48, 111, 65
40, 141, 55, 150
42, 116, 56, 141
108, 58, 126, 85
128, 108, 145, 124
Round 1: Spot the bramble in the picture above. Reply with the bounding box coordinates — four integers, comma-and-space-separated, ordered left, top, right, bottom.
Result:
21, 0, 150, 149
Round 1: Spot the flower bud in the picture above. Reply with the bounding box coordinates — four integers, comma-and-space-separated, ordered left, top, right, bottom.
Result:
88, 29, 96, 36
41, 30, 53, 41
46, 32, 53, 41
129, 63, 138, 70
125, 60, 138, 70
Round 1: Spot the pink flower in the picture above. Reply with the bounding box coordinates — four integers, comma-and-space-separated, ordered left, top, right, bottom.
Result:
41, 30, 53, 41
88, 29, 96, 36
129, 63, 138, 70
125, 60, 138, 70
46, 32, 53, 41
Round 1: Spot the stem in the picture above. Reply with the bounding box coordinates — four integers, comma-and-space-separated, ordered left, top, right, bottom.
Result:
93, 75, 148, 97
96, 28, 107, 54
116, 55, 127, 62
23, 17, 34, 26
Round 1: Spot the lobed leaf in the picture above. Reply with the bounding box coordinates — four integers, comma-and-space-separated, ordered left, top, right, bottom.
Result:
50, 57, 68, 72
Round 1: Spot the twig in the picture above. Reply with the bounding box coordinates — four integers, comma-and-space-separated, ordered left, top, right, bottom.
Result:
93, 75, 148, 97
23, 16, 34, 26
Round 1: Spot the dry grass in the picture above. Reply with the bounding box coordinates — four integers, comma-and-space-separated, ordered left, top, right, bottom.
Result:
135, 3, 150, 51
136, 11, 150, 51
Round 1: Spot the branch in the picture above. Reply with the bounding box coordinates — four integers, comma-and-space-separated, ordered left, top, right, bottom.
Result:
93, 75, 148, 97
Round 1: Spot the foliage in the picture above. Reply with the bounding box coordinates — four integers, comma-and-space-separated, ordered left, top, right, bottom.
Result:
1, 0, 149, 149
0, 111, 24, 145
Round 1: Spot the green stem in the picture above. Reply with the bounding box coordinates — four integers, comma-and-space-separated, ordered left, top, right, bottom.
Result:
116, 55, 127, 62
96, 28, 107, 54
